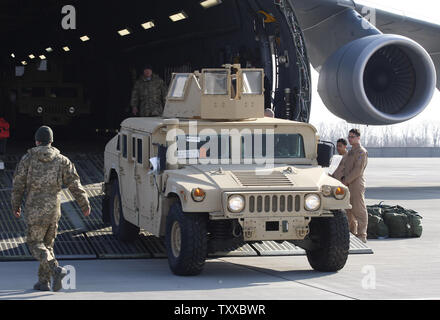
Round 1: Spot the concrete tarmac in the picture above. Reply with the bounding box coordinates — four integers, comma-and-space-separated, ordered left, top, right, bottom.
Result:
1, 158, 439, 300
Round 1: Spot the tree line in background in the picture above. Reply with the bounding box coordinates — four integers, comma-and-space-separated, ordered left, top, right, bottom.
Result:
315, 121, 440, 148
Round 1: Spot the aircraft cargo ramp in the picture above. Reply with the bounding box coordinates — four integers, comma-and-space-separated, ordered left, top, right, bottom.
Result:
0, 153, 372, 261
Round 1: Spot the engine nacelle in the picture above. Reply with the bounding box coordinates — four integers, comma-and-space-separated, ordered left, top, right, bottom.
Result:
318, 34, 436, 125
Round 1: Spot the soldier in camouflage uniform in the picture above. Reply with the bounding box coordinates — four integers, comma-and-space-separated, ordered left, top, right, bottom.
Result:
131, 64, 168, 117
11, 126, 91, 291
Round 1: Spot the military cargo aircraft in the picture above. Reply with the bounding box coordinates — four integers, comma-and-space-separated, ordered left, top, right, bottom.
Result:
0, 0, 439, 128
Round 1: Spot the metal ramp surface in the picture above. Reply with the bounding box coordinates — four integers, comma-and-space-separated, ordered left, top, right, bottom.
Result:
0, 153, 373, 261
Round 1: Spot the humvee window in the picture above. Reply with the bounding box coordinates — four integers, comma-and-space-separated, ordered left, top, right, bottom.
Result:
242, 134, 305, 159
116, 135, 120, 151
242, 70, 263, 95
273, 134, 305, 158
122, 134, 128, 158
203, 70, 228, 95
169, 74, 190, 99
132, 137, 136, 160
137, 139, 143, 164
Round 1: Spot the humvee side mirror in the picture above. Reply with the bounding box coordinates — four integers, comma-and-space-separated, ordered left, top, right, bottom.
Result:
317, 141, 335, 167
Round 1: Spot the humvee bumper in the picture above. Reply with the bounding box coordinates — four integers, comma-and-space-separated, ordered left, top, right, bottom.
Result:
241, 216, 312, 241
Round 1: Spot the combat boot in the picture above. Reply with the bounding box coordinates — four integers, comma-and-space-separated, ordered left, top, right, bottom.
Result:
49, 260, 67, 292
33, 281, 51, 291
357, 235, 367, 244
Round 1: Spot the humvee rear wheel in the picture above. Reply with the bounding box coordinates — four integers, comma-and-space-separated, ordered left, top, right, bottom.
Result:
165, 202, 208, 276
109, 178, 140, 242
306, 210, 350, 272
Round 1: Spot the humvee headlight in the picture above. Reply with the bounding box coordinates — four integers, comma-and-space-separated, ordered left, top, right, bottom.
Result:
228, 195, 245, 213
304, 194, 321, 211
37, 107, 44, 114
68, 107, 75, 114
191, 188, 206, 202
334, 187, 346, 200
321, 185, 332, 197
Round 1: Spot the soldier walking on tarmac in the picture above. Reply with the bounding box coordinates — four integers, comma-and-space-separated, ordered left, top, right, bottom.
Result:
341, 129, 369, 243
130, 64, 168, 117
11, 126, 91, 291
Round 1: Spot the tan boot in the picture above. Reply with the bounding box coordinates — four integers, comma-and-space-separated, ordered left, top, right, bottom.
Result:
356, 235, 367, 244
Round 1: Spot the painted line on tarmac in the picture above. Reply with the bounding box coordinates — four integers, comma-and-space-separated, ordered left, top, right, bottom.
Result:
218, 258, 359, 300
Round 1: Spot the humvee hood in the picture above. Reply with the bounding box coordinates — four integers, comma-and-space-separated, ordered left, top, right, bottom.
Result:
166, 164, 334, 191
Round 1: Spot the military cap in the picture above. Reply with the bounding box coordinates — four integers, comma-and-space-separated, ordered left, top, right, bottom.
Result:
35, 126, 53, 145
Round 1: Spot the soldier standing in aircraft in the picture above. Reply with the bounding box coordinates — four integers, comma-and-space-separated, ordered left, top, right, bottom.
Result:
130, 64, 168, 117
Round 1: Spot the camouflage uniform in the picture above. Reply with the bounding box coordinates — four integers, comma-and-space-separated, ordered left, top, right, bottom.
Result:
11, 146, 89, 284
130, 74, 168, 117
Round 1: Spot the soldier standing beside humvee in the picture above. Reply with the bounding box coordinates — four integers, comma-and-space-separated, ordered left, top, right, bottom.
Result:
341, 129, 369, 243
11, 126, 91, 291
332, 138, 348, 181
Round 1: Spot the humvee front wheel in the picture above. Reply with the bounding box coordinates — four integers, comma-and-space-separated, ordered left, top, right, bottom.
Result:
306, 210, 350, 272
109, 178, 140, 242
165, 202, 208, 276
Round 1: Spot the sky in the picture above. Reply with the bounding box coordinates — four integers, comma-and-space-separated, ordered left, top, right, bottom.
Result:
308, 0, 440, 128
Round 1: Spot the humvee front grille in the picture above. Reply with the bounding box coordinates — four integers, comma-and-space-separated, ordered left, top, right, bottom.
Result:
248, 194, 301, 213
232, 171, 293, 187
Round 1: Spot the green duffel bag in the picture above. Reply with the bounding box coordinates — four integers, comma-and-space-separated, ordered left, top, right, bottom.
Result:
367, 213, 389, 239
382, 206, 423, 238
383, 212, 411, 238
367, 206, 383, 217
406, 212, 423, 238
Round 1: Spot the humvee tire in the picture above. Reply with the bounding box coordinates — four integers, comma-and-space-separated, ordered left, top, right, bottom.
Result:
306, 210, 350, 272
165, 202, 208, 276
109, 178, 140, 242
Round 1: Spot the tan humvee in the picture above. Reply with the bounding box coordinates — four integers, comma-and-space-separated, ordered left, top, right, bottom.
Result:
103, 65, 351, 275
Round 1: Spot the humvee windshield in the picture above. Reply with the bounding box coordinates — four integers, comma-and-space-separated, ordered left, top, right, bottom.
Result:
50, 87, 78, 98
21, 87, 45, 97
176, 133, 305, 161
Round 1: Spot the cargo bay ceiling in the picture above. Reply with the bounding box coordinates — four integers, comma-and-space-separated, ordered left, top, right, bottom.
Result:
1, 0, 312, 130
